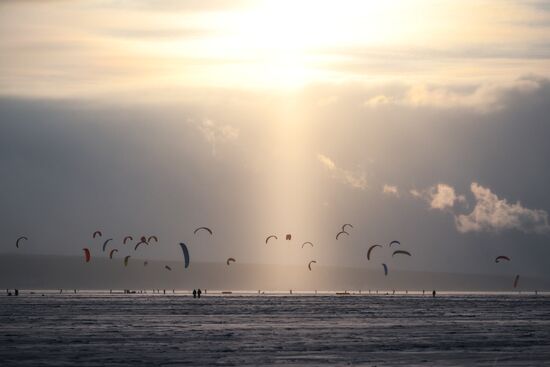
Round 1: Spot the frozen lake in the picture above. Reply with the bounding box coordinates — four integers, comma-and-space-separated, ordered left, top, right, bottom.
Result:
1, 292, 549, 366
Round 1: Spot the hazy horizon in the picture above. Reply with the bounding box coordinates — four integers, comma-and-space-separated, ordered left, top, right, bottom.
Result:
3, 253, 549, 292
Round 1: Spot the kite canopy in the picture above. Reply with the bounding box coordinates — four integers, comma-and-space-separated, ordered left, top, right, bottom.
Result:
16, 236, 28, 248
179, 243, 190, 268
392, 250, 411, 257
336, 230, 349, 240
194, 227, 213, 235
342, 224, 353, 231
495, 256, 511, 263
134, 241, 147, 251
367, 245, 381, 260
83, 248, 91, 262
102, 238, 113, 252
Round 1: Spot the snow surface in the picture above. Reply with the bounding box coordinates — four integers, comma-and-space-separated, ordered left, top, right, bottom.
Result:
1, 293, 549, 366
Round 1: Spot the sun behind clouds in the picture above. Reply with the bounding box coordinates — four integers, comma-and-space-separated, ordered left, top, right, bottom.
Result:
2, 0, 549, 97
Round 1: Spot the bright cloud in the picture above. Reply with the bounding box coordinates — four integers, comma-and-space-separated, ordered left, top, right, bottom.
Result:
382, 184, 399, 197
317, 153, 367, 190
411, 183, 465, 210
364, 95, 392, 108
455, 183, 550, 234
364, 78, 543, 112
405, 79, 540, 112
317, 153, 336, 170
197, 119, 239, 156
430, 184, 466, 210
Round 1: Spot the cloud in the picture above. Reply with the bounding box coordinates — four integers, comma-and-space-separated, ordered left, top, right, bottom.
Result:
382, 184, 399, 197
103, 27, 218, 40
317, 153, 336, 170
197, 119, 239, 156
429, 184, 466, 210
364, 78, 543, 112
411, 183, 465, 210
107, 0, 253, 12
317, 154, 367, 190
364, 95, 392, 108
455, 182, 550, 234
342, 171, 368, 190
411, 182, 550, 235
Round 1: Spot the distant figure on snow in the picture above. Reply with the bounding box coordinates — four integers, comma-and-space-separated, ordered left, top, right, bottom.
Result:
193, 289, 197, 298
197, 289, 202, 298
432, 290, 436, 298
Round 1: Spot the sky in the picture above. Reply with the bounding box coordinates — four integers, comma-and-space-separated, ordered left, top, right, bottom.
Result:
1, 0, 550, 279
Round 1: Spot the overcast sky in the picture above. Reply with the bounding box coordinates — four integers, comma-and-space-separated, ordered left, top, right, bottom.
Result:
1, 0, 550, 278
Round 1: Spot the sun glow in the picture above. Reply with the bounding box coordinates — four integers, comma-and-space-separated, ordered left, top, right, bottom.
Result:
177, 1, 410, 89
1, 0, 548, 97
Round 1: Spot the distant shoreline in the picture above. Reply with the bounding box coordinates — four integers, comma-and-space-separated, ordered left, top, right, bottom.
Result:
2, 254, 549, 292
5, 289, 548, 296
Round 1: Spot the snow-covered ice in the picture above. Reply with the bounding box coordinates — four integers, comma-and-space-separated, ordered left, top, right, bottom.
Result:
1, 292, 549, 366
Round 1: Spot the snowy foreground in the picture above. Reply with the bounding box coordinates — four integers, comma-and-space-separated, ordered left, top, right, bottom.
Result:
1, 293, 549, 366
